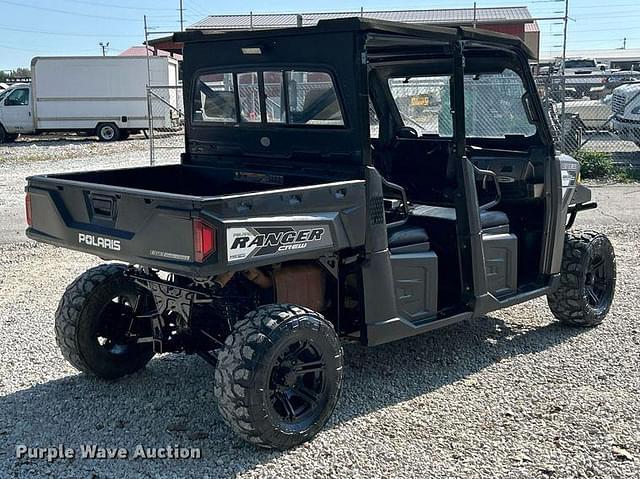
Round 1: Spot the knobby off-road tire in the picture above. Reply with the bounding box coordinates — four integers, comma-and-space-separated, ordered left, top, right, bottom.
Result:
55, 264, 154, 379
214, 304, 343, 449
548, 230, 616, 327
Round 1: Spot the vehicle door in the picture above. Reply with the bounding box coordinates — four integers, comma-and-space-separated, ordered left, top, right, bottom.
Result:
2, 87, 32, 133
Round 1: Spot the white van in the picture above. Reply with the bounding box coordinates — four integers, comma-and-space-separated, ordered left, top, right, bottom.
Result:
0, 56, 179, 143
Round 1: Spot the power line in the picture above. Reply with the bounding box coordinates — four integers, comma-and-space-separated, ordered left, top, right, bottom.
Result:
0, 42, 121, 54
0, 24, 139, 38
0, 0, 141, 22
58, 0, 177, 11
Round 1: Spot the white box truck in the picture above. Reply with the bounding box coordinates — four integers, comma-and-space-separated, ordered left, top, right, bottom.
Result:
0, 55, 179, 143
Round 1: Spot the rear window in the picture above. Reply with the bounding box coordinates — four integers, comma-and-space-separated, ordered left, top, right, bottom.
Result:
564, 60, 596, 69
194, 73, 236, 123
287, 71, 344, 126
193, 70, 344, 127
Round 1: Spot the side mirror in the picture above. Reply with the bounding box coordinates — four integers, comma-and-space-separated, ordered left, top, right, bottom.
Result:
4, 98, 17, 106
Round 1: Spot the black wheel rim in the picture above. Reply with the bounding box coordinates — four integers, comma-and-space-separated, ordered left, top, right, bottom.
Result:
268, 339, 328, 429
95, 293, 142, 356
585, 253, 614, 312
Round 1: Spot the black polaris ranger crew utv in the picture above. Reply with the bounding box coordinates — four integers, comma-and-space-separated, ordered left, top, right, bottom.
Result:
25, 18, 616, 449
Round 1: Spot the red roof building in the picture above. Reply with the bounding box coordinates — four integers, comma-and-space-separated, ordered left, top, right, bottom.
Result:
148, 6, 540, 60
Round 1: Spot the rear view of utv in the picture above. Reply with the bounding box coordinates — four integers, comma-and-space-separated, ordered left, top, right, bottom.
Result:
26, 19, 615, 449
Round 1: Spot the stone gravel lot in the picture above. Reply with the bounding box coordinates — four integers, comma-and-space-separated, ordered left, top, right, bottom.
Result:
0, 139, 638, 478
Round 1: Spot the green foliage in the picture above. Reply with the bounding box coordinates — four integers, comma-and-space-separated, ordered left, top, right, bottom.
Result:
0, 68, 31, 82
576, 150, 640, 182
576, 151, 617, 179
617, 167, 640, 183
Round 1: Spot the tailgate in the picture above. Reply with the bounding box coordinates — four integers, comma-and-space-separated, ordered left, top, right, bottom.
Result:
26, 176, 202, 272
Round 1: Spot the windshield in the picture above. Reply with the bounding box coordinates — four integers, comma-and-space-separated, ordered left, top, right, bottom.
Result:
0, 89, 9, 102
565, 60, 596, 69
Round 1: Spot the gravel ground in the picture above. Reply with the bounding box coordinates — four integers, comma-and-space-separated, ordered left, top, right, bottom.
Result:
0, 136, 175, 244
0, 142, 638, 478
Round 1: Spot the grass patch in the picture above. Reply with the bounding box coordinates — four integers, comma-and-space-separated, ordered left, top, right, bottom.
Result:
576, 151, 640, 182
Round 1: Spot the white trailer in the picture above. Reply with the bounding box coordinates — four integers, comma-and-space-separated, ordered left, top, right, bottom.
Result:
0, 56, 179, 143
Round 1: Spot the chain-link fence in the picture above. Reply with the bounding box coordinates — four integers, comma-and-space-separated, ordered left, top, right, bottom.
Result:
147, 85, 184, 165
148, 74, 640, 167
535, 73, 640, 165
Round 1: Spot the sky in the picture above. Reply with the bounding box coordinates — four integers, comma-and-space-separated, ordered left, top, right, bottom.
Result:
0, 0, 639, 70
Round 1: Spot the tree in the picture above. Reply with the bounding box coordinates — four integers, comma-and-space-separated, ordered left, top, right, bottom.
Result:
0, 68, 31, 82
12, 67, 31, 79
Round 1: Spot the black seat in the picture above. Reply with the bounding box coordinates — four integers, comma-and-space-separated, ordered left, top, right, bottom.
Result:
387, 225, 430, 249
479, 210, 509, 229
410, 205, 509, 232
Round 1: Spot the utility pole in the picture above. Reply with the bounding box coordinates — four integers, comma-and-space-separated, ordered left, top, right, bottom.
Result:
99, 42, 109, 56
560, 0, 569, 153
144, 15, 155, 166
179, 0, 184, 32
473, 2, 477, 29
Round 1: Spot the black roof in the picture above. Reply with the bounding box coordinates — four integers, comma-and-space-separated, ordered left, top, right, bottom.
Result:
173, 17, 535, 59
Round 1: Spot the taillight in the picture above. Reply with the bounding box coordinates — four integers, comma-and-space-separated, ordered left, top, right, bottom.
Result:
193, 219, 216, 262
25, 193, 32, 227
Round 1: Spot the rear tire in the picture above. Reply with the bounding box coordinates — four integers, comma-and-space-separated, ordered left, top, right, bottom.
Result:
96, 123, 120, 142
548, 230, 616, 327
55, 264, 154, 379
214, 304, 343, 449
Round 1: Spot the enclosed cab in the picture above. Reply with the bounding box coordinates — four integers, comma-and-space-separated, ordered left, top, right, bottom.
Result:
25, 18, 615, 450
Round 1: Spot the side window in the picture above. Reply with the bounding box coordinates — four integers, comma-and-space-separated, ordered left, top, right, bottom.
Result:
463, 69, 536, 138
5, 88, 29, 106
194, 72, 236, 123
237, 72, 261, 123
286, 71, 344, 126
388, 76, 452, 136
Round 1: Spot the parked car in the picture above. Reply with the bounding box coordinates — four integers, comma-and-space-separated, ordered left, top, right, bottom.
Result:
559, 58, 607, 75
589, 71, 640, 99
0, 56, 179, 143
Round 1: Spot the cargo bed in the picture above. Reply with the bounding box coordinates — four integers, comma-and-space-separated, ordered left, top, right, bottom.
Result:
25, 164, 367, 276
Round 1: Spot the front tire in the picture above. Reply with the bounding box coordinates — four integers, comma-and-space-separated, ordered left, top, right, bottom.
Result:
214, 304, 343, 449
548, 230, 616, 327
0, 126, 15, 143
55, 264, 155, 379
